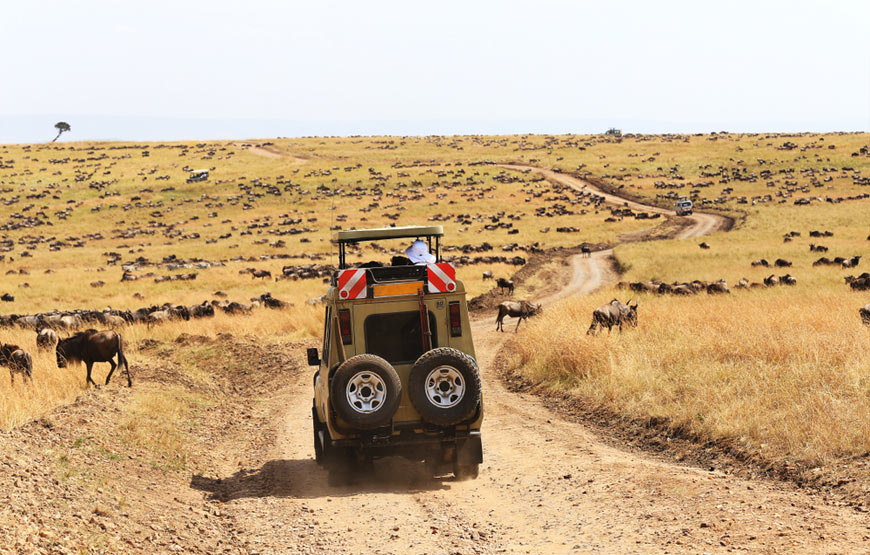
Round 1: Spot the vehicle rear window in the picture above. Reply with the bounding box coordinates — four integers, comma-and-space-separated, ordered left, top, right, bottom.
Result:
364, 311, 437, 365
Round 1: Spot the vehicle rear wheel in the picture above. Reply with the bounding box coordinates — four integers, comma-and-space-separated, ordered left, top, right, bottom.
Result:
330, 354, 402, 430
312, 405, 324, 465
409, 348, 481, 427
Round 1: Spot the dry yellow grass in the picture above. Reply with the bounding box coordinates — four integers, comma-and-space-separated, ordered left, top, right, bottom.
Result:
509, 284, 870, 465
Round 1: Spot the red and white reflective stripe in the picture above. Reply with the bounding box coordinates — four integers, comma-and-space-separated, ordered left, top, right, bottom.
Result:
427, 263, 456, 293
337, 269, 367, 299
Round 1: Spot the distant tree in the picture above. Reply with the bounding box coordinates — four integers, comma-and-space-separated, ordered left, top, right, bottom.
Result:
51, 121, 71, 142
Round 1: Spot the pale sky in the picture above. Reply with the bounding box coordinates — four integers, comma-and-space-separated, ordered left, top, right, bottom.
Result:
1, 0, 868, 142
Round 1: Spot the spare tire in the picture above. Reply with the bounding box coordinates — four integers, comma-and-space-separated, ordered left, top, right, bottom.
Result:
330, 354, 402, 430
409, 348, 481, 427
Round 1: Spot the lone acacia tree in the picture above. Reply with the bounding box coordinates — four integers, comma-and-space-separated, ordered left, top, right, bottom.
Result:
51, 121, 71, 142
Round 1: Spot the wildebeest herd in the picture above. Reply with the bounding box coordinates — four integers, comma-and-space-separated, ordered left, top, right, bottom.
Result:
1, 328, 128, 388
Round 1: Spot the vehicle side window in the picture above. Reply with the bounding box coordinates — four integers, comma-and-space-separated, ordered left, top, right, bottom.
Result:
322, 306, 331, 365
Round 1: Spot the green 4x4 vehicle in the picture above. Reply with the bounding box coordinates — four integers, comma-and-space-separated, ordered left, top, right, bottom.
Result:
307, 225, 483, 483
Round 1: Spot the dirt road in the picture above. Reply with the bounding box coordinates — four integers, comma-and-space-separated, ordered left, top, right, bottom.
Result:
213, 168, 867, 553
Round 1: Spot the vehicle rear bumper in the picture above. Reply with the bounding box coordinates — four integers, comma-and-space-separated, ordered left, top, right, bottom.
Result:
328, 429, 482, 463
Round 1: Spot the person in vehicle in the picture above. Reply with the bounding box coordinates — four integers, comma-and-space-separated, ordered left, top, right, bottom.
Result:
405, 239, 436, 265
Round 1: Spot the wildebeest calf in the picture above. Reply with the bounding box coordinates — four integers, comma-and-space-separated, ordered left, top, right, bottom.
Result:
587, 299, 638, 335
0, 343, 32, 385
496, 277, 515, 295
56, 329, 131, 387
495, 301, 542, 332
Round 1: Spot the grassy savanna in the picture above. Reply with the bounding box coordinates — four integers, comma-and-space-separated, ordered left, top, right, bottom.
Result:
2, 133, 869, 474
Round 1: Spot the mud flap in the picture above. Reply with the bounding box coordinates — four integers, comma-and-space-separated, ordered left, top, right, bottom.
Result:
456, 435, 482, 465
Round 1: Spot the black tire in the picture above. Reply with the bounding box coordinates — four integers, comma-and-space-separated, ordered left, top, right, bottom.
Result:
408, 348, 481, 427
330, 354, 401, 430
312, 404, 324, 465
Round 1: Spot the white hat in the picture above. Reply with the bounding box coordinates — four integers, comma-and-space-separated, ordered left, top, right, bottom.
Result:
406, 240, 436, 265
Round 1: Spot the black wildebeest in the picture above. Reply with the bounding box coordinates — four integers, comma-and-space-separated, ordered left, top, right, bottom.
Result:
586, 299, 638, 335
495, 301, 542, 332
496, 277, 515, 295
56, 329, 131, 387
36, 327, 58, 350
0, 343, 32, 385
861, 305, 870, 326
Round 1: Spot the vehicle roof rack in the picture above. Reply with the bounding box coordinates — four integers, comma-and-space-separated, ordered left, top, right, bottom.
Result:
335, 225, 444, 243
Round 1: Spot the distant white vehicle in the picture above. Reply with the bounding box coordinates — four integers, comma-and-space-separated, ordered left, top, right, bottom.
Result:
675, 198, 693, 216
186, 169, 209, 183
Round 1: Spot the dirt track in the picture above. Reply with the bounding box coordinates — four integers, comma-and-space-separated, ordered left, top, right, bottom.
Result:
215, 168, 867, 553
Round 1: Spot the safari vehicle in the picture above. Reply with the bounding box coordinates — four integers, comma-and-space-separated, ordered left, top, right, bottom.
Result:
675, 198, 693, 216
307, 225, 483, 483
186, 169, 209, 183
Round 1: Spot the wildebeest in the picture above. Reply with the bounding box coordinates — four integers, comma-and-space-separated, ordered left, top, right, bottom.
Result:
586, 299, 638, 335
813, 257, 834, 266
250, 269, 271, 279
36, 328, 58, 350
809, 244, 828, 253
495, 300, 542, 332
56, 329, 131, 387
190, 301, 215, 318
1, 293, 13, 302
861, 305, 870, 326
780, 274, 797, 286
706, 280, 730, 294
699, 242, 710, 249
581, 245, 592, 257
842, 256, 861, 269
764, 274, 780, 287
496, 277, 515, 295
774, 258, 792, 268
0, 343, 32, 385
482, 270, 493, 280
751, 259, 769, 267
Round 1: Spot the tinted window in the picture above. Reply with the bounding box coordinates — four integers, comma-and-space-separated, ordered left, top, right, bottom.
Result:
364, 311, 437, 365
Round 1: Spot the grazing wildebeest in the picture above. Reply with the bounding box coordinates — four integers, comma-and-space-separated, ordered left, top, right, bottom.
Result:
586, 299, 638, 335
495, 301, 542, 332
496, 277, 515, 295
774, 258, 792, 268
251, 269, 271, 279
809, 244, 828, 253
842, 256, 861, 269
699, 242, 710, 249
735, 277, 749, 289
482, 270, 493, 280
706, 280, 730, 294
813, 257, 834, 266
751, 259, 769, 267
861, 305, 870, 326
764, 274, 780, 287
190, 302, 215, 318
581, 245, 592, 258
780, 274, 797, 286
36, 327, 58, 350
0, 343, 32, 385
56, 329, 131, 387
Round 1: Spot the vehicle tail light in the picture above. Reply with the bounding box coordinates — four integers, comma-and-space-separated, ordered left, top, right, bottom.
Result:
339, 309, 352, 345
449, 301, 461, 337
